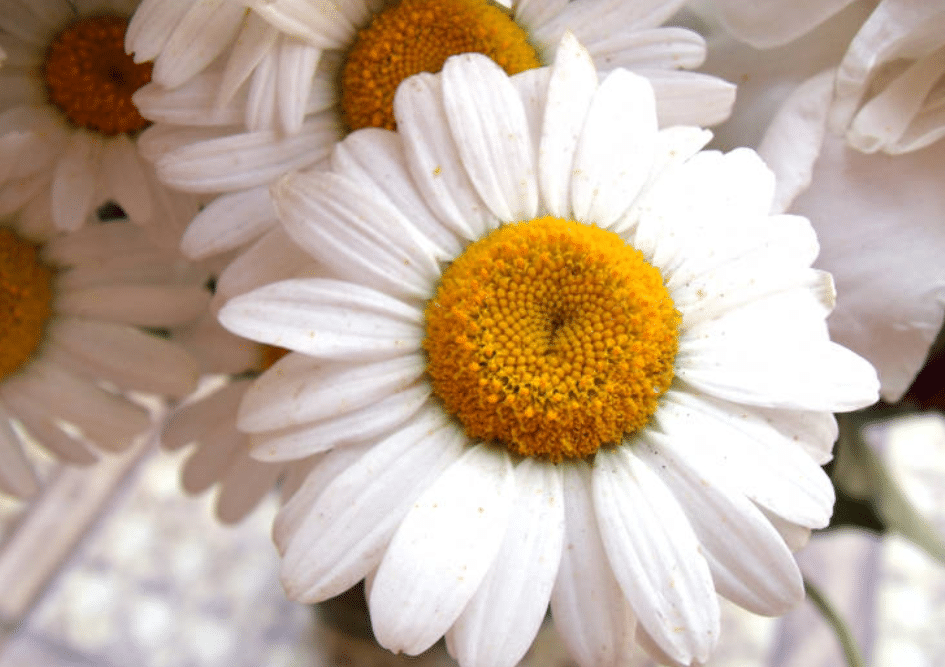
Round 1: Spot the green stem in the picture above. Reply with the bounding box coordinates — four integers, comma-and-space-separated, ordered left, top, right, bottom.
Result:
847, 419, 945, 567
804, 579, 867, 667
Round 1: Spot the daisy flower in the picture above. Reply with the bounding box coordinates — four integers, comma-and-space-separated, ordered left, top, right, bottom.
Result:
0, 211, 208, 499
0, 0, 202, 237
698, 0, 945, 401
219, 35, 879, 667
132, 0, 736, 259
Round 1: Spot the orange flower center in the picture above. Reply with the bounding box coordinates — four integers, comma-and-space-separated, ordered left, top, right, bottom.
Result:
424, 217, 680, 461
340, 0, 541, 131
43, 15, 152, 135
0, 228, 54, 381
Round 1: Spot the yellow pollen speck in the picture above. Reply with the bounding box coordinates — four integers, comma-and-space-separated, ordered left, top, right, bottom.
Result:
0, 228, 54, 381
43, 15, 152, 135
424, 217, 681, 462
341, 0, 540, 131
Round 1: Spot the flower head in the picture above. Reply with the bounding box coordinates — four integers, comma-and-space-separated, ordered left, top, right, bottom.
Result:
0, 0, 202, 237
132, 0, 735, 260
0, 211, 208, 498
219, 34, 878, 667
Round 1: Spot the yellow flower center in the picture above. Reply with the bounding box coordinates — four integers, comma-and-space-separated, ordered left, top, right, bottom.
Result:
423, 217, 680, 462
43, 15, 152, 135
341, 0, 540, 131
0, 228, 54, 381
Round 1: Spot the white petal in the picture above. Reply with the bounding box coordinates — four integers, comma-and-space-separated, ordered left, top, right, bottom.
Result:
273, 170, 441, 301
162, 380, 250, 451
55, 284, 210, 327
216, 12, 278, 109
582, 27, 706, 71
448, 458, 565, 667
181, 421, 243, 494
51, 132, 101, 231
133, 76, 246, 128
331, 128, 463, 260
593, 447, 719, 665
125, 0, 193, 63
758, 69, 834, 213
276, 37, 322, 135
538, 31, 598, 219
250, 384, 430, 462
571, 69, 657, 227
181, 186, 276, 259
215, 454, 283, 523
641, 69, 737, 128
1, 360, 151, 449
655, 390, 836, 528
213, 224, 312, 303
155, 115, 339, 192
394, 72, 499, 241
281, 408, 465, 601
273, 442, 371, 554
219, 278, 422, 361
245, 50, 278, 131
151, 0, 247, 89
442, 53, 539, 222
370, 444, 515, 655
247, 0, 359, 48
237, 352, 426, 432
636, 434, 804, 615
550, 462, 636, 667
45, 317, 199, 398
530, 0, 686, 54
2, 391, 98, 466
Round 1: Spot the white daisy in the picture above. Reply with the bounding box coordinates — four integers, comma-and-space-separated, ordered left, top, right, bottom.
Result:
0, 211, 209, 499
219, 35, 879, 667
0, 0, 202, 237
132, 0, 736, 259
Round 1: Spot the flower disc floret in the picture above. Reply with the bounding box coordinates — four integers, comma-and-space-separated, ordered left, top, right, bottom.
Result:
341, 0, 540, 131
423, 217, 680, 461
0, 229, 54, 380
43, 15, 153, 135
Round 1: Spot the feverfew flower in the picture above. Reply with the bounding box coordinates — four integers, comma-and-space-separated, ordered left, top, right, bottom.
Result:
0, 213, 207, 498
133, 0, 735, 259
219, 35, 878, 667
0, 0, 202, 238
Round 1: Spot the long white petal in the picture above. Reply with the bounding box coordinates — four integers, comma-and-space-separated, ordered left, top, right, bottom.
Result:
219, 278, 423, 361
448, 458, 565, 667
593, 447, 719, 665
442, 53, 539, 222
281, 409, 464, 602
370, 444, 515, 655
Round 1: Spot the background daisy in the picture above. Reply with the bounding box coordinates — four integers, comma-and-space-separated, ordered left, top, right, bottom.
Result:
0, 211, 208, 499
0, 0, 202, 240
131, 0, 735, 260
219, 35, 878, 667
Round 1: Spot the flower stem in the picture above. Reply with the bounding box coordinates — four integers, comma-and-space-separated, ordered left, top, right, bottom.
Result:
804, 579, 866, 667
